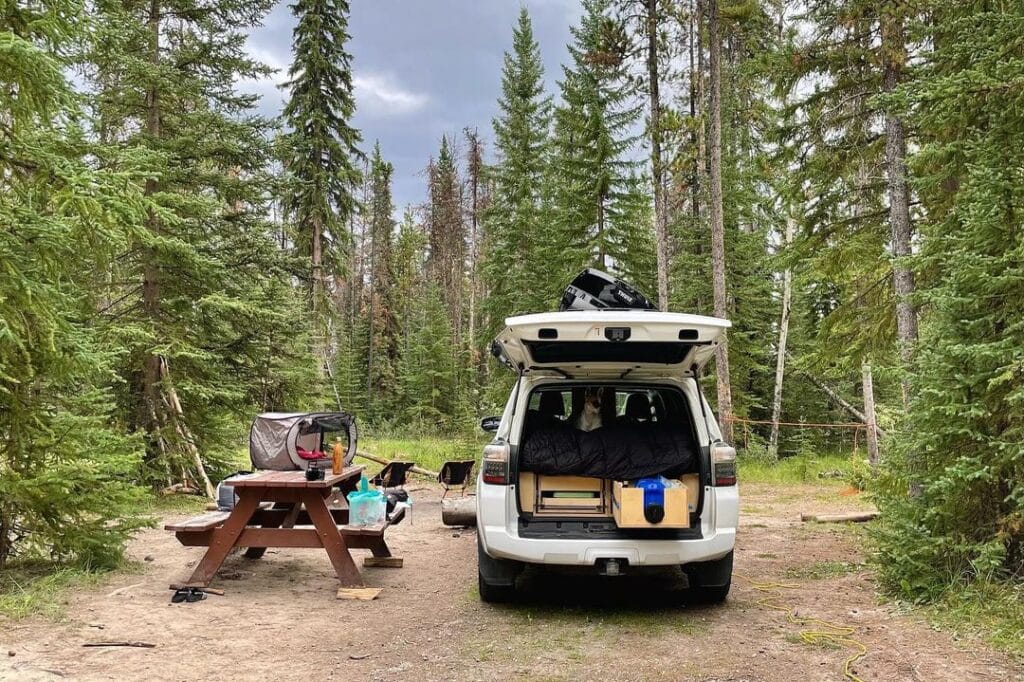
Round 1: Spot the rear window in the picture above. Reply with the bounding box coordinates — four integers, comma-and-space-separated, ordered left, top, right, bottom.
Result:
525, 385, 690, 426
525, 341, 692, 365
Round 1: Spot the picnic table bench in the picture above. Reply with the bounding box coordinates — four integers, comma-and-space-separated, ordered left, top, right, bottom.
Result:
166, 466, 404, 588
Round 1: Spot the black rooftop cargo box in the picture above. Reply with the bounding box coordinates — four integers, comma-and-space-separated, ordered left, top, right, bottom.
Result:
559, 268, 657, 312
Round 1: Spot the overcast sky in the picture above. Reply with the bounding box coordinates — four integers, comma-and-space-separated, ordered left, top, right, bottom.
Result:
243, 1, 583, 210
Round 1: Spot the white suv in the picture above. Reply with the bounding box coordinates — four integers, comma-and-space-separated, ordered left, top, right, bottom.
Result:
475, 310, 738, 603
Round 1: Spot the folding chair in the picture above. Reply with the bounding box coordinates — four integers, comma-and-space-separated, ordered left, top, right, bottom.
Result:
370, 461, 415, 491
438, 460, 475, 499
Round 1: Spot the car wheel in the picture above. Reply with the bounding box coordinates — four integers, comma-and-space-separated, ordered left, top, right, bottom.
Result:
478, 570, 517, 603
683, 550, 733, 604
477, 536, 520, 603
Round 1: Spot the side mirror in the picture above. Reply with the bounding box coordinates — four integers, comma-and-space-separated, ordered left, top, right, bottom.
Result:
480, 416, 501, 433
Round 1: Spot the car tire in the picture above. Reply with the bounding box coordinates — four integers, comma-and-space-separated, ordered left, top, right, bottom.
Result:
478, 571, 517, 603
477, 536, 520, 603
683, 550, 733, 604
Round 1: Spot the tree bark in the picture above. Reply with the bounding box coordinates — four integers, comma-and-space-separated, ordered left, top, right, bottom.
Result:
706, 0, 734, 443
311, 216, 323, 311
441, 497, 477, 527
466, 130, 482, 354
691, 0, 703, 229
769, 217, 795, 457
862, 360, 880, 466
881, 5, 917, 404
645, 0, 670, 310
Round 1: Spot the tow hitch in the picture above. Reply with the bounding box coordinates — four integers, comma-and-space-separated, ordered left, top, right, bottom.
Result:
598, 558, 625, 576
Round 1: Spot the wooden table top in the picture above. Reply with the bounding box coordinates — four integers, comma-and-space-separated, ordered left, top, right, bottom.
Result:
230, 466, 364, 489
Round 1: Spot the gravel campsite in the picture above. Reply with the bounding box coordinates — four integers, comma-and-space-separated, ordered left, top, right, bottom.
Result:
1, 480, 1018, 682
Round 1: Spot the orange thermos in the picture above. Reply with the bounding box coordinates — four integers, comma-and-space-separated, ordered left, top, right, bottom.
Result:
331, 437, 345, 475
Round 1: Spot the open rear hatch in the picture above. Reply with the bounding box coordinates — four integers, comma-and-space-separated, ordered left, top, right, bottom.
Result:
491, 310, 731, 380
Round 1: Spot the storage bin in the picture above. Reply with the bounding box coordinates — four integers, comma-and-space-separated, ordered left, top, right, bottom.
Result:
612, 479, 689, 528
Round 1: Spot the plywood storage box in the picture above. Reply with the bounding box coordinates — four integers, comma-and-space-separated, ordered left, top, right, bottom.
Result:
680, 473, 700, 514
612, 480, 689, 529
519, 473, 610, 516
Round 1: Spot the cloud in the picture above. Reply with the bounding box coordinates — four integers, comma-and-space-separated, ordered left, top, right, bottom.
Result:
353, 73, 429, 115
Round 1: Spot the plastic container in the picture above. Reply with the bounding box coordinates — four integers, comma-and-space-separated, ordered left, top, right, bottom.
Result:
216, 471, 252, 511
635, 476, 674, 524
347, 476, 386, 527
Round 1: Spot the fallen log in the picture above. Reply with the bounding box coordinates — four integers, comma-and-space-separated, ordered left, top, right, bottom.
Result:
441, 496, 477, 527
800, 511, 879, 523
354, 450, 438, 479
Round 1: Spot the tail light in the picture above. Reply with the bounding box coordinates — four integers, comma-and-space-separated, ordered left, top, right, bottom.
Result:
712, 443, 737, 486
481, 441, 510, 485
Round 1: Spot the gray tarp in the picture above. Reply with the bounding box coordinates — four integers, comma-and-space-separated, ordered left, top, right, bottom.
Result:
249, 412, 358, 471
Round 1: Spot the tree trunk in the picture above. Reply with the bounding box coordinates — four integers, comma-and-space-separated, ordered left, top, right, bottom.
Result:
787, 351, 887, 440
769, 217, 795, 457
311, 216, 323, 310
862, 360, 880, 466
691, 0, 703, 229
881, 5, 917, 405
707, 0, 733, 443
646, 0, 669, 310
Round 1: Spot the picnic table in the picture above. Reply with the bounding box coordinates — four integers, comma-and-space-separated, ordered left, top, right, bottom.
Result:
166, 466, 404, 588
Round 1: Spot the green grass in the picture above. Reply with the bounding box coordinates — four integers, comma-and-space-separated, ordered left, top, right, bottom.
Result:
360, 435, 486, 475
0, 561, 133, 620
784, 560, 863, 580
738, 452, 862, 485
924, 581, 1024, 661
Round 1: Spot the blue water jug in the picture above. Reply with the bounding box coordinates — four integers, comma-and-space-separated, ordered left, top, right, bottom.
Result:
635, 477, 668, 524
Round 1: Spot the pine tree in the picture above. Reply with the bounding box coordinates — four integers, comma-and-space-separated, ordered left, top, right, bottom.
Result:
549, 0, 653, 290
776, 0, 909, 397
874, 2, 1024, 597
426, 136, 466, 341
0, 0, 147, 566
365, 142, 399, 420
281, 0, 363, 307
482, 7, 553, 330
398, 284, 466, 431
88, 0, 301, 494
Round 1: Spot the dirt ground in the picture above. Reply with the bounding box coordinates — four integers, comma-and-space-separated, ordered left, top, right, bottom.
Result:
1, 482, 1020, 682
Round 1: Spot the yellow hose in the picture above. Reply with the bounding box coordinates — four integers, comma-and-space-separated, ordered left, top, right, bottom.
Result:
734, 572, 869, 682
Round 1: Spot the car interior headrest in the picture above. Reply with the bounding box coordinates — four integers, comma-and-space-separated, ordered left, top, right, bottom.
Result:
624, 393, 652, 421
538, 391, 565, 417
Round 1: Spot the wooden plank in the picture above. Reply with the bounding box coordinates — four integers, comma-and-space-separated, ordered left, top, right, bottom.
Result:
337, 587, 382, 601
339, 523, 387, 537
363, 556, 402, 568
164, 511, 230, 532
250, 508, 349, 527
302, 489, 362, 586
536, 475, 604, 493
235, 527, 322, 548
230, 466, 364, 489
184, 490, 261, 586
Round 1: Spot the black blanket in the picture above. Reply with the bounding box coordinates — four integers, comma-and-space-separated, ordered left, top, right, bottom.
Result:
520, 424, 697, 480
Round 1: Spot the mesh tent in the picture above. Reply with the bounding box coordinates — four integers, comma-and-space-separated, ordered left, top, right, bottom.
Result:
249, 412, 358, 471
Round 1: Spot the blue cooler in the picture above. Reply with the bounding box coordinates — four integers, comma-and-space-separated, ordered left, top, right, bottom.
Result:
635, 477, 669, 524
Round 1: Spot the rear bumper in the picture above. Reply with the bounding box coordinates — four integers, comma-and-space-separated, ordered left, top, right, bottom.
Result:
477, 482, 738, 567
480, 526, 736, 566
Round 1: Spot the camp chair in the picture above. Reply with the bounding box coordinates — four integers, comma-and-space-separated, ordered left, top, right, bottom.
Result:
370, 461, 415, 491
439, 460, 475, 499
